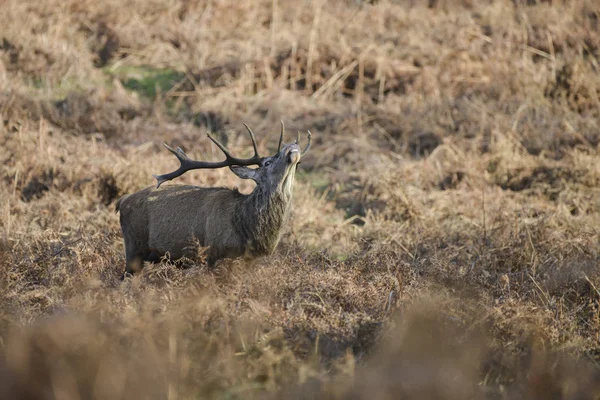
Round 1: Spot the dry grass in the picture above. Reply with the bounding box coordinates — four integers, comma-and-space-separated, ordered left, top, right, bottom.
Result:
1, 0, 600, 398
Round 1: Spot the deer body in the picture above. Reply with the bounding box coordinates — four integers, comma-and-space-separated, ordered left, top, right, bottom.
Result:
116, 123, 310, 277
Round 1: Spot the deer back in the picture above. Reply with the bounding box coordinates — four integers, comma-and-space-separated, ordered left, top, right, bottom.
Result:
118, 185, 247, 261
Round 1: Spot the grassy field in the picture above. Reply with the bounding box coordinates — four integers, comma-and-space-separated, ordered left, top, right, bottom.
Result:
1, 0, 600, 398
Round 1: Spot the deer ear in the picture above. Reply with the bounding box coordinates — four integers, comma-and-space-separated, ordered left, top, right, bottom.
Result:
230, 166, 258, 181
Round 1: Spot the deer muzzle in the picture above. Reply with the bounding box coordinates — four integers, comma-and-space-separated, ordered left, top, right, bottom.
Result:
288, 148, 300, 164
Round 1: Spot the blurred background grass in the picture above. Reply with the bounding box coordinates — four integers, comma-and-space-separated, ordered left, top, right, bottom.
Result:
1, 0, 600, 398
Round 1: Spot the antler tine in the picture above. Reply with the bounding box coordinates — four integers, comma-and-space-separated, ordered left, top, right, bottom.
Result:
295, 130, 300, 145
243, 123, 260, 158
206, 132, 236, 160
301, 130, 312, 155
277, 120, 285, 152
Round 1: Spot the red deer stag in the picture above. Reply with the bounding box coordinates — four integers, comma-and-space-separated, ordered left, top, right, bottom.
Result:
115, 122, 311, 278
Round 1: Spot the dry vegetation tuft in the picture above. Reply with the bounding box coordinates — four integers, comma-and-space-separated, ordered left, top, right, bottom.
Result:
1, 0, 600, 398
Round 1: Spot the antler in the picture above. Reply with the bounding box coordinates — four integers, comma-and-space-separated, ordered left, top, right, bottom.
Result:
277, 120, 285, 152
153, 125, 262, 188
302, 130, 312, 155
279, 120, 311, 156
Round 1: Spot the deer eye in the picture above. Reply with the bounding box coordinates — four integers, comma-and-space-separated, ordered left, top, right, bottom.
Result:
263, 160, 273, 167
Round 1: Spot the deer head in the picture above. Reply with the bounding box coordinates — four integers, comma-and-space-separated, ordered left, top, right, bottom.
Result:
153, 121, 311, 192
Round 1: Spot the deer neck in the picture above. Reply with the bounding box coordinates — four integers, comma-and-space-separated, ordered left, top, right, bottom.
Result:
235, 182, 293, 256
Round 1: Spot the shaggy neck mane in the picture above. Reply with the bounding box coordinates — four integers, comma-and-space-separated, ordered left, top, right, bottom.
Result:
234, 183, 293, 256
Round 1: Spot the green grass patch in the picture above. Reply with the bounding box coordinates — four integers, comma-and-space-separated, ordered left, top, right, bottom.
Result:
107, 65, 186, 99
